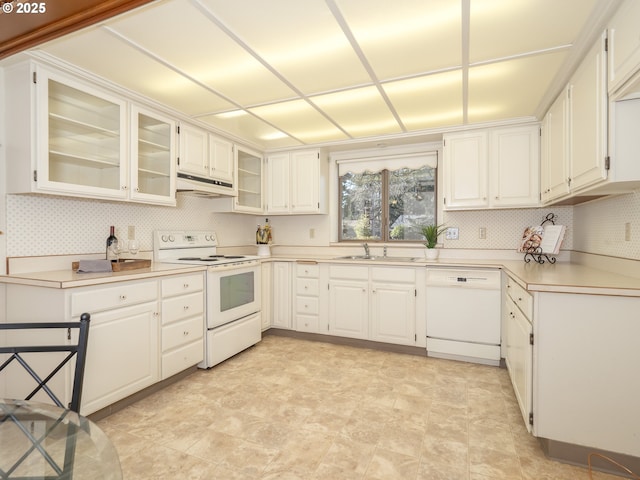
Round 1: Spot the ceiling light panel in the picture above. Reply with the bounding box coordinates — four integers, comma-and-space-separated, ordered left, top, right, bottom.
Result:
106, 0, 296, 107
248, 99, 349, 144
336, 0, 461, 80
310, 86, 402, 137
38, 28, 233, 115
382, 70, 463, 130
469, 0, 599, 63
196, 0, 372, 95
198, 111, 302, 149
467, 51, 568, 123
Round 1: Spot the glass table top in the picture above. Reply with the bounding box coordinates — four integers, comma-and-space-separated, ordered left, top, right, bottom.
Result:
0, 399, 122, 479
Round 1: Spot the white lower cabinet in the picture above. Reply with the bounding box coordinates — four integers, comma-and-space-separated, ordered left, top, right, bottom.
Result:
534, 292, 640, 458
294, 263, 321, 333
260, 262, 272, 330
503, 275, 533, 432
370, 267, 416, 345
4, 272, 205, 416
329, 277, 369, 340
160, 273, 204, 380
271, 262, 292, 329
79, 301, 159, 415
328, 264, 417, 345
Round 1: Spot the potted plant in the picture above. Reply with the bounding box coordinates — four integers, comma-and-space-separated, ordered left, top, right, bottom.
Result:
421, 224, 447, 260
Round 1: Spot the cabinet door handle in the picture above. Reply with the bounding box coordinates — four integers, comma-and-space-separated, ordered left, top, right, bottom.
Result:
183, 331, 189, 336
183, 305, 190, 310
119, 294, 127, 300
183, 283, 189, 288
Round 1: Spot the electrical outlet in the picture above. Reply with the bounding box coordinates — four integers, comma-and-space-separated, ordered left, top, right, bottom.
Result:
479, 227, 486, 239
309, 228, 315, 239
445, 227, 459, 240
625, 222, 631, 241
128, 225, 135, 240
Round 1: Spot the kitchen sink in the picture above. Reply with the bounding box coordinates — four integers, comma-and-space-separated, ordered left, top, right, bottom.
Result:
333, 255, 418, 262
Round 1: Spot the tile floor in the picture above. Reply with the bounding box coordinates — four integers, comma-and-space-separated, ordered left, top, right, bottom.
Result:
98, 335, 623, 480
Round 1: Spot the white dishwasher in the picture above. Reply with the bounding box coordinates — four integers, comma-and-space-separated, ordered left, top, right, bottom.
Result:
426, 268, 501, 365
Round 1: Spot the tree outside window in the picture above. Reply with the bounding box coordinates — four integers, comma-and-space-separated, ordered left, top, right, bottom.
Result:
339, 165, 436, 242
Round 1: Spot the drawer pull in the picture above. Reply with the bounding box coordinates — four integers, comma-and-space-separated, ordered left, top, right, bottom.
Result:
183, 331, 189, 336
183, 283, 189, 288
119, 295, 127, 300
304, 285, 308, 290
183, 305, 190, 310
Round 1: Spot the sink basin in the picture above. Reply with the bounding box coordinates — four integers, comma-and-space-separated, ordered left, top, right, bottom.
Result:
333, 255, 417, 262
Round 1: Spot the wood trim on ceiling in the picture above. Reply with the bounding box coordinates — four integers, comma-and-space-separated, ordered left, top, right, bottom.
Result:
0, 0, 155, 60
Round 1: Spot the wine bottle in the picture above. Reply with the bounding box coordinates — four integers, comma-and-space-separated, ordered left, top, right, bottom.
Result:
106, 226, 119, 261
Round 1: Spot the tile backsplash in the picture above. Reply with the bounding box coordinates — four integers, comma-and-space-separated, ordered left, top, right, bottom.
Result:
6, 190, 639, 260
6, 194, 255, 257
442, 206, 574, 251
573, 190, 640, 260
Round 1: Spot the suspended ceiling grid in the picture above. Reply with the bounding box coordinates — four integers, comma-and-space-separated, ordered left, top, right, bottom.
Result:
28, 0, 611, 150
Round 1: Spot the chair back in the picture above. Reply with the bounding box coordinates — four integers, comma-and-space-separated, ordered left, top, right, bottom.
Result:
0, 313, 91, 412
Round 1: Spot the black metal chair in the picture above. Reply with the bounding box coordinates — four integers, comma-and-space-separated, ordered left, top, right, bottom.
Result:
0, 313, 91, 479
0, 313, 90, 413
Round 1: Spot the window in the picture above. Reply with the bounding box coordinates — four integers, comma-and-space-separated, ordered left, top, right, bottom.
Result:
338, 152, 437, 242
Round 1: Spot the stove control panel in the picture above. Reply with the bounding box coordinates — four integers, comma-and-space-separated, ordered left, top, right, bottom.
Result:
155, 230, 218, 249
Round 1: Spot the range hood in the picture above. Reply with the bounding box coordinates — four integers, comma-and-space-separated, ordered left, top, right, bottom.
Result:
176, 172, 236, 197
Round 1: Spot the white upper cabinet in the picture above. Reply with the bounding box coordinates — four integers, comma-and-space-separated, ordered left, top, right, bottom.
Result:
490, 126, 540, 208
569, 33, 608, 193
541, 88, 571, 203
6, 62, 128, 200
265, 152, 290, 213
607, 0, 640, 94
443, 131, 488, 209
130, 105, 176, 205
210, 145, 264, 214
5, 61, 176, 205
266, 149, 327, 215
209, 135, 234, 184
176, 123, 208, 177
444, 125, 539, 210
235, 147, 263, 213
541, 33, 611, 203
177, 123, 234, 185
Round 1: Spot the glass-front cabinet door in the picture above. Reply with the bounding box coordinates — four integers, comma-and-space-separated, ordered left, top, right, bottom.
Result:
36, 66, 127, 199
235, 147, 263, 213
130, 106, 176, 205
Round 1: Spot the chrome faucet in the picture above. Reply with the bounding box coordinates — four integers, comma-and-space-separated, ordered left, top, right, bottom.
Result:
362, 242, 370, 257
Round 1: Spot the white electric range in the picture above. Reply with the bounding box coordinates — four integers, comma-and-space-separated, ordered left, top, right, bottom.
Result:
154, 230, 262, 368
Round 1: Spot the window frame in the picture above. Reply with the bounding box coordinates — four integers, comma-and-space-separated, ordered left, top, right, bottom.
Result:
338, 166, 438, 243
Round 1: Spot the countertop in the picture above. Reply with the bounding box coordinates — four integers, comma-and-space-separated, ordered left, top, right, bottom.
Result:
261, 255, 640, 297
2, 255, 640, 297
0, 263, 207, 289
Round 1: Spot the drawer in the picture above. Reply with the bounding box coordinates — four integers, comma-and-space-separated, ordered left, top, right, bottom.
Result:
162, 316, 204, 352
162, 292, 204, 325
161, 340, 203, 379
296, 263, 319, 278
72, 280, 157, 316
161, 274, 204, 297
296, 314, 318, 333
329, 265, 368, 280
506, 276, 533, 319
296, 278, 319, 296
371, 267, 416, 283
296, 296, 319, 315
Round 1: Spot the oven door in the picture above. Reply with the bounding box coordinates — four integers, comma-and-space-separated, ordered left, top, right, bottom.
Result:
207, 263, 261, 328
